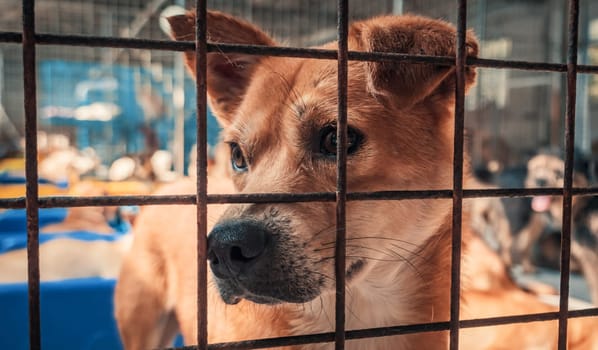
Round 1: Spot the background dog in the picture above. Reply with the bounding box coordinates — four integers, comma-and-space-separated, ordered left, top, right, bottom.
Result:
514, 150, 598, 305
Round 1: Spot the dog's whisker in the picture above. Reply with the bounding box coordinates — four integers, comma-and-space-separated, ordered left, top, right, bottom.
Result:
316, 242, 423, 261
319, 295, 334, 330
306, 224, 337, 244
319, 254, 417, 268
321, 236, 420, 247
344, 244, 420, 262
387, 242, 425, 259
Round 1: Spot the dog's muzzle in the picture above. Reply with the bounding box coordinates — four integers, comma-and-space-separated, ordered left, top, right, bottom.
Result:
207, 218, 322, 305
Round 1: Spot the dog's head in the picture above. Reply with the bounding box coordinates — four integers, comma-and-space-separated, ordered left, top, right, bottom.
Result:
525, 152, 589, 216
168, 11, 478, 305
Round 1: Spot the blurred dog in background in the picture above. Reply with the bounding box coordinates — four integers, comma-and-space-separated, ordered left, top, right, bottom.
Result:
515, 150, 598, 305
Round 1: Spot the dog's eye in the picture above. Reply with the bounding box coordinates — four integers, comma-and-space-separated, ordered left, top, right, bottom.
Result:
229, 143, 248, 172
319, 126, 362, 157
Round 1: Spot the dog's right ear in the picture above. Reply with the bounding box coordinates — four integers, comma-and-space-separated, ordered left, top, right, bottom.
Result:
349, 15, 478, 110
167, 11, 276, 127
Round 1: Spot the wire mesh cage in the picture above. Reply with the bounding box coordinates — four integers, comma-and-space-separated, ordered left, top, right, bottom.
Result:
1, 0, 598, 350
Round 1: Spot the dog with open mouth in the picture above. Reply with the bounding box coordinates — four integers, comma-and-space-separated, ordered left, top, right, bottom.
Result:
114, 10, 598, 350
515, 150, 598, 305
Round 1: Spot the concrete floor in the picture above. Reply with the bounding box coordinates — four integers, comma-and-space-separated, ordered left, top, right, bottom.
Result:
512, 265, 593, 307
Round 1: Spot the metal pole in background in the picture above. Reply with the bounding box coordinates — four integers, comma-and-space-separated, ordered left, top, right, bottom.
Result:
392, 0, 404, 14
173, 0, 186, 175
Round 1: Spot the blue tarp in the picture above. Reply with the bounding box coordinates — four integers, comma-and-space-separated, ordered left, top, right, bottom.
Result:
0, 278, 123, 350
0, 208, 130, 253
0, 208, 67, 233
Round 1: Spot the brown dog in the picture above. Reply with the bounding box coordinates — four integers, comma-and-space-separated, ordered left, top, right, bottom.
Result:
115, 11, 598, 350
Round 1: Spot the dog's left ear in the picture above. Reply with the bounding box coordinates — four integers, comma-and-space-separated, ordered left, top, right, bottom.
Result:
349, 15, 478, 109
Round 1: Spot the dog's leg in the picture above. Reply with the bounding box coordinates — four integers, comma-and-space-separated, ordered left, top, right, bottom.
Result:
571, 241, 598, 305
496, 210, 514, 267
514, 213, 544, 272
114, 250, 177, 350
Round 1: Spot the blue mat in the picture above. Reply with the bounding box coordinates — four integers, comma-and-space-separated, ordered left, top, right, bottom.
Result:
0, 279, 185, 349
0, 278, 123, 350
0, 208, 130, 254
0, 208, 68, 233
0, 210, 128, 349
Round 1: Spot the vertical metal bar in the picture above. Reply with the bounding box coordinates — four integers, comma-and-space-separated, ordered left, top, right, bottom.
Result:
450, 0, 467, 349
22, 0, 41, 349
558, 0, 579, 348
335, 0, 349, 349
195, 1, 208, 349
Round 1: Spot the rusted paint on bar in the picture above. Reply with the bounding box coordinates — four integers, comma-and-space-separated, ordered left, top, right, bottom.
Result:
558, 0, 579, 348
195, 2, 209, 349
7, 187, 598, 210
37, 33, 194, 51
449, 0, 467, 349
334, 0, 349, 349
7, 31, 598, 73
22, 0, 41, 349
0, 31, 22, 43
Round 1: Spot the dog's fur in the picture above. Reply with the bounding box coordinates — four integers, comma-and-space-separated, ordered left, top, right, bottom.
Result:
40, 182, 118, 234
467, 189, 513, 267
515, 152, 598, 305
115, 11, 598, 350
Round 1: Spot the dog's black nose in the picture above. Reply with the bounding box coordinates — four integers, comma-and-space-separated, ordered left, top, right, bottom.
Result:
536, 178, 548, 187
207, 220, 269, 278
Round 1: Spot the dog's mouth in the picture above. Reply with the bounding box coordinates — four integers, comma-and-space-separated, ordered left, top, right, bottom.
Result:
214, 259, 367, 305
208, 216, 371, 306
216, 279, 289, 305
213, 273, 324, 305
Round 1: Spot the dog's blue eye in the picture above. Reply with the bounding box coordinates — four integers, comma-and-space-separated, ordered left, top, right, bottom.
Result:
319, 126, 361, 157
230, 143, 248, 172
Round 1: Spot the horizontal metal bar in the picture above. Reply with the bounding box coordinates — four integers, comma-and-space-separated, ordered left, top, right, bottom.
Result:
474, 57, 566, 72
159, 308, 598, 350
0, 197, 26, 209
579, 64, 598, 74
4, 31, 598, 74
2, 187, 598, 209
0, 31, 21, 43
38, 33, 193, 51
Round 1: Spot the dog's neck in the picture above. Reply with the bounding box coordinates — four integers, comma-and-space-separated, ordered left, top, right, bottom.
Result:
285, 215, 457, 350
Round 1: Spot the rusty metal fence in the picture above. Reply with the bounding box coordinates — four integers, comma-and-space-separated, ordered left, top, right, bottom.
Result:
1, 0, 598, 349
